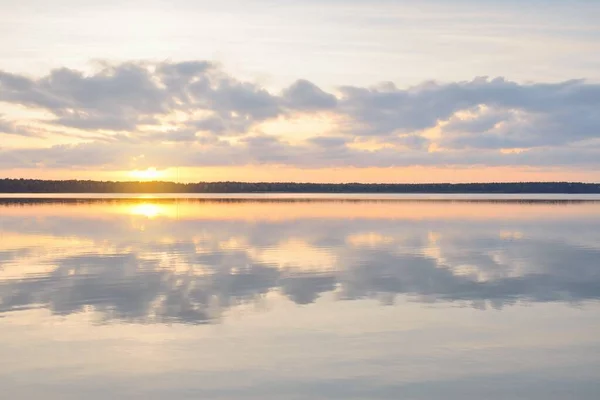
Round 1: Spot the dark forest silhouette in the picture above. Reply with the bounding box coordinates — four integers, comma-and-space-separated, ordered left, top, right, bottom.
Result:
0, 179, 599, 193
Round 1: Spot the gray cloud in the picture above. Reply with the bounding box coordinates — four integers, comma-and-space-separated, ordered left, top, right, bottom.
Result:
0, 116, 15, 134
2, 135, 600, 170
1, 61, 600, 169
0, 64, 166, 131
338, 77, 600, 141
0, 115, 43, 137
282, 79, 338, 111
0, 61, 284, 134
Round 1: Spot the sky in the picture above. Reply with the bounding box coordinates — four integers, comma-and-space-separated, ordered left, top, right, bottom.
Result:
1, 0, 600, 183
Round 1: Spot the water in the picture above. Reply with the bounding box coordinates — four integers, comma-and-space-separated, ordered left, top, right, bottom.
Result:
1, 196, 599, 399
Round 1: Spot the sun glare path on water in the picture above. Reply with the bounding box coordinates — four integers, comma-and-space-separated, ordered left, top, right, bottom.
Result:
130, 203, 163, 218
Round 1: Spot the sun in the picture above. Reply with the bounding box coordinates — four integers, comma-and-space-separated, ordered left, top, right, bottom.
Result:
129, 167, 163, 180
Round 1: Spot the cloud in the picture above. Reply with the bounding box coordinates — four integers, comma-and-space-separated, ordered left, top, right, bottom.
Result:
0, 64, 167, 131
0, 61, 282, 134
0, 116, 15, 134
0, 115, 44, 137
282, 79, 338, 111
2, 134, 600, 170
1, 61, 600, 170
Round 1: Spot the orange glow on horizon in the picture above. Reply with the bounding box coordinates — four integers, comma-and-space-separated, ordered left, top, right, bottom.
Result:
2, 165, 599, 184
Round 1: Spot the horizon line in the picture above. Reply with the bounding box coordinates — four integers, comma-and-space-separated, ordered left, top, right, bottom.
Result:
2, 178, 600, 185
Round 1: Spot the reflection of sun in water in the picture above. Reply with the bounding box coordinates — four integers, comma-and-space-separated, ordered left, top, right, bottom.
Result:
130, 167, 162, 180
130, 203, 162, 218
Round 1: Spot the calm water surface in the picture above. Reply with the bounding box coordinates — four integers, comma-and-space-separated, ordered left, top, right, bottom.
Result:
1, 196, 599, 399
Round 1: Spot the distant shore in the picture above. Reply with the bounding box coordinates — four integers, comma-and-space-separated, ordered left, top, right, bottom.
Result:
1, 179, 600, 194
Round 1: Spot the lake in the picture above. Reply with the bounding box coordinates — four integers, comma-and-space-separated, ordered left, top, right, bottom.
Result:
1, 195, 599, 399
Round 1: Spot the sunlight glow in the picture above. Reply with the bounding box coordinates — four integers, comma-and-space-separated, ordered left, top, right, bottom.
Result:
129, 167, 163, 180
130, 203, 163, 218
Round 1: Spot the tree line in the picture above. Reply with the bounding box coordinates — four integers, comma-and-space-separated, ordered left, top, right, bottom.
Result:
0, 179, 599, 193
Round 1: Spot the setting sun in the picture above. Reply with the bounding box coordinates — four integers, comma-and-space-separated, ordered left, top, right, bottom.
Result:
129, 167, 163, 180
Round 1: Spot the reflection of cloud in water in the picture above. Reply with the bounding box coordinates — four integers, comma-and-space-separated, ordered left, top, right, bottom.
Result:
0, 199, 600, 324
